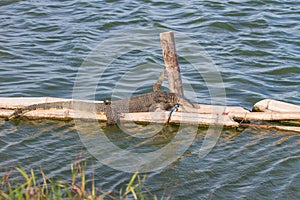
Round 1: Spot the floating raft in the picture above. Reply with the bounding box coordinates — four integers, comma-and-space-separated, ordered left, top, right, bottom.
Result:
0, 97, 246, 127
0, 97, 299, 133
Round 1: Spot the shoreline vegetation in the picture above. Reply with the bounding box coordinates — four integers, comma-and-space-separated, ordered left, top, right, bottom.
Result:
0, 158, 167, 200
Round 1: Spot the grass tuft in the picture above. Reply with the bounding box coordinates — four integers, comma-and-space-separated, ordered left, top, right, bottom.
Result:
0, 159, 163, 200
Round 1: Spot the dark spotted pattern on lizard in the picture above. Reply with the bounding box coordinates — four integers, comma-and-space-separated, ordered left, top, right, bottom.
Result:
6, 91, 195, 124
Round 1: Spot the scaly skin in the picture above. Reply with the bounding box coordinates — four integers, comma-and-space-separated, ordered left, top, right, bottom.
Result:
7, 91, 195, 124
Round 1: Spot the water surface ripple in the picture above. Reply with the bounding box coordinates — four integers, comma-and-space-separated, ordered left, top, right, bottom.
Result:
0, 0, 299, 199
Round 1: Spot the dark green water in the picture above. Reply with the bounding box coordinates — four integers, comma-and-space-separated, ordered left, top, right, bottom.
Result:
0, 0, 299, 199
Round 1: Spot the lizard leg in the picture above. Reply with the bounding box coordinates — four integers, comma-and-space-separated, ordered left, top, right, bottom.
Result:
153, 69, 165, 92
105, 101, 121, 125
6, 108, 27, 121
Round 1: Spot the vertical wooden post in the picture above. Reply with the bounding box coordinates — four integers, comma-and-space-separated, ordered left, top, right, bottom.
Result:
160, 32, 184, 96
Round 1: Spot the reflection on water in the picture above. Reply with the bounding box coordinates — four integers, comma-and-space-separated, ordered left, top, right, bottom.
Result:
0, 0, 300, 198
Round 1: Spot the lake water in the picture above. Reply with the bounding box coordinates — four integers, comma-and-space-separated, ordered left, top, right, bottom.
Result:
0, 0, 299, 199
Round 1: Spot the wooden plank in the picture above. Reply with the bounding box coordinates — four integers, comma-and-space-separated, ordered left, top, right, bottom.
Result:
160, 32, 184, 96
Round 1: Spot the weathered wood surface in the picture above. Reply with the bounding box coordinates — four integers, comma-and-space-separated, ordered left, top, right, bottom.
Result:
1, 97, 299, 132
0, 97, 249, 114
0, 108, 239, 127
186, 104, 249, 114
160, 32, 184, 96
0, 97, 107, 120
0, 97, 244, 127
0, 97, 103, 109
231, 112, 300, 121
253, 99, 300, 112
0, 109, 107, 121
121, 112, 239, 127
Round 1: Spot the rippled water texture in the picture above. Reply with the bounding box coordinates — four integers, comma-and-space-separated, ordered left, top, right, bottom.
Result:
0, 0, 299, 199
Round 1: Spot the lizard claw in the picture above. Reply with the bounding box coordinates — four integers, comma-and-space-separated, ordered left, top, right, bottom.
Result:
6, 108, 23, 121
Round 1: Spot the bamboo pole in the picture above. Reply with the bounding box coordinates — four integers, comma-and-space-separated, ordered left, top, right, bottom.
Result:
182, 103, 249, 114
0, 102, 238, 127
231, 112, 300, 121
2, 107, 300, 132
2, 107, 299, 132
0, 97, 249, 115
120, 111, 239, 127
2, 106, 298, 123
253, 99, 300, 112
1, 97, 300, 132
0, 97, 102, 109
0, 108, 107, 121
0, 97, 107, 120
0, 97, 243, 127
160, 32, 184, 96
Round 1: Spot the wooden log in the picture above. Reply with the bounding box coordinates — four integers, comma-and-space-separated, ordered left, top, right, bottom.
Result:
1, 97, 299, 131
121, 112, 239, 127
0, 97, 103, 109
6, 106, 292, 123
0, 97, 240, 126
0, 108, 238, 127
3, 107, 299, 133
0, 107, 241, 127
0, 97, 249, 115
253, 99, 300, 112
160, 32, 184, 96
187, 104, 250, 114
0, 108, 107, 120
231, 112, 300, 121
0, 97, 107, 120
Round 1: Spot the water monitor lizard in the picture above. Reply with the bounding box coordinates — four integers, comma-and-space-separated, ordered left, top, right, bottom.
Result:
6, 91, 195, 124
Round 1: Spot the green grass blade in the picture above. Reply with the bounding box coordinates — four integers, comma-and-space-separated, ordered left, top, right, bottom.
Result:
126, 172, 138, 193
0, 191, 9, 199
30, 168, 36, 187
16, 167, 31, 186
